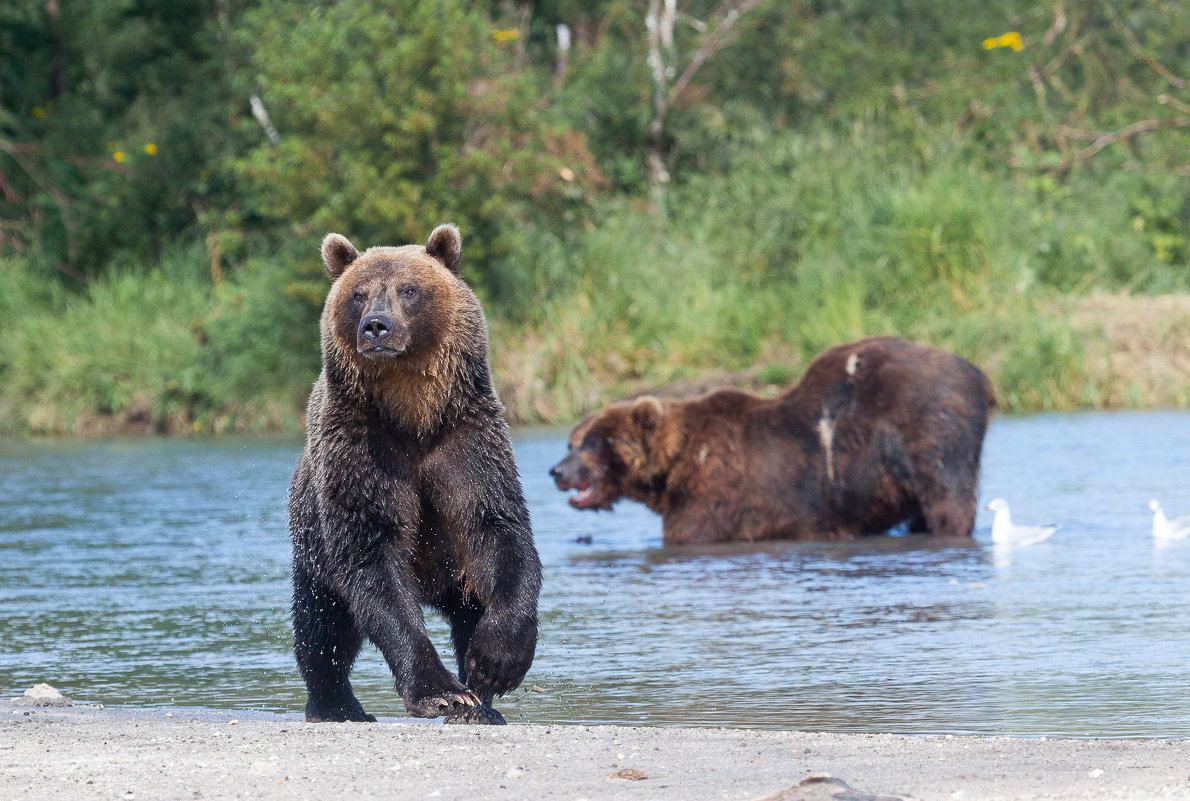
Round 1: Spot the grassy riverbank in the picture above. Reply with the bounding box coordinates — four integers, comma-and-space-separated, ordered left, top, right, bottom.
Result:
483, 131, 1190, 422
2, 130, 1189, 436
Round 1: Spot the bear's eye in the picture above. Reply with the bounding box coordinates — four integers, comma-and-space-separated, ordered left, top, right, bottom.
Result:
402, 285, 418, 299
580, 435, 599, 452
351, 289, 365, 303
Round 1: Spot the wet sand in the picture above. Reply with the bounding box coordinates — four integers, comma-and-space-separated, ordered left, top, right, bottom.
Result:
3, 701, 1189, 800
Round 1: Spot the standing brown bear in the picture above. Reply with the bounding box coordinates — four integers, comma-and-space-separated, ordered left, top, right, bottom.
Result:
289, 225, 541, 725
551, 337, 994, 545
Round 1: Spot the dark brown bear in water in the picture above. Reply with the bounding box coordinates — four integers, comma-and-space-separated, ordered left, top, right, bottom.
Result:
289, 225, 541, 724
550, 337, 995, 545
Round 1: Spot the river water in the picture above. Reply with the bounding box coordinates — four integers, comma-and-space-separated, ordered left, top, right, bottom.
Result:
1, 411, 1188, 736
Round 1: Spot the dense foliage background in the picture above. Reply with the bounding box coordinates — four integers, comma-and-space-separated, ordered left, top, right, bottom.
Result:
1, 0, 1188, 434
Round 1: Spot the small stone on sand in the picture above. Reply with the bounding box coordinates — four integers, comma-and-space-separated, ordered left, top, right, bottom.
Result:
11, 683, 72, 707
752, 775, 911, 801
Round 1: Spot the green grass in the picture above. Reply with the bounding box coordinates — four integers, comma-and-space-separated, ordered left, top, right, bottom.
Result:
1, 125, 1187, 435
0, 242, 313, 435
0, 246, 204, 434
489, 124, 1176, 422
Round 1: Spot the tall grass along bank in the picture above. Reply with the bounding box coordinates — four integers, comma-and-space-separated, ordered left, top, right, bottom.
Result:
1, 129, 1188, 436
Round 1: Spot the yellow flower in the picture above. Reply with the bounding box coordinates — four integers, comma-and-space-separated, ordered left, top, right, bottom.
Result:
491, 28, 519, 43
31, 106, 45, 118
113, 151, 126, 163
144, 143, 158, 156
984, 31, 1023, 51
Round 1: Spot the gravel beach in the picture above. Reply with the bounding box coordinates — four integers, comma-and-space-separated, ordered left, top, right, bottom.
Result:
3, 700, 1189, 801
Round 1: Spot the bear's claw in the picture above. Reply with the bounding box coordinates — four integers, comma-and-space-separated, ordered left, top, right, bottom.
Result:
444, 702, 507, 725
452, 690, 482, 708
404, 689, 479, 719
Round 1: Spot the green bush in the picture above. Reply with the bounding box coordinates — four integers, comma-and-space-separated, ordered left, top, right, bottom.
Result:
0, 244, 214, 434
0, 0, 252, 275
191, 240, 325, 429
231, 0, 603, 305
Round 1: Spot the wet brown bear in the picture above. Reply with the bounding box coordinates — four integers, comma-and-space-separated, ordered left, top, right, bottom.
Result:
289, 225, 541, 724
550, 337, 994, 545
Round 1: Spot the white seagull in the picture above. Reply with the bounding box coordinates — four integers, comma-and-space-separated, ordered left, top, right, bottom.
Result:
986, 498, 1057, 547
1149, 500, 1190, 541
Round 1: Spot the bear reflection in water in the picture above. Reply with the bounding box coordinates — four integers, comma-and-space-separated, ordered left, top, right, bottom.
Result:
550, 337, 995, 546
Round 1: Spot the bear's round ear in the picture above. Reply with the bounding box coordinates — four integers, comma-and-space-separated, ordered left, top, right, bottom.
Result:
321, 233, 359, 281
426, 223, 462, 274
631, 396, 663, 430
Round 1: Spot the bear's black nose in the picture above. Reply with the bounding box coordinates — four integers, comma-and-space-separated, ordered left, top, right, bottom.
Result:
360, 315, 393, 343
548, 464, 561, 479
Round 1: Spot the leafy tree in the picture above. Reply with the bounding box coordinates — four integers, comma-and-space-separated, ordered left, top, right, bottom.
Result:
0, 0, 253, 278
231, 0, 603, 303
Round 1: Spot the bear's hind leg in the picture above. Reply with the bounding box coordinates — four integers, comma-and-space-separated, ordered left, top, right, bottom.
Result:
293, 566, 375, 722
913, 471, 977, 536
902, 434, 979, 537
921, 498, 976, 537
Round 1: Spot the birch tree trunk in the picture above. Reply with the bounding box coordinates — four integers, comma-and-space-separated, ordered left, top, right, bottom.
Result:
645, 0, 767, 203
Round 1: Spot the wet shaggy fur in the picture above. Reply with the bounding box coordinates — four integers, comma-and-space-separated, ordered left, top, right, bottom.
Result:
289, 225, 541, 724
551, 337, 995, 545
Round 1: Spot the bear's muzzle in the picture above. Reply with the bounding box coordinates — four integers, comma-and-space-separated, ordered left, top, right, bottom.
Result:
357, 313, 409, 358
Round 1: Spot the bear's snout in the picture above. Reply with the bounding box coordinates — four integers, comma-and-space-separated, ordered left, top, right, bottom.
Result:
357, 313, 409, 357
548, 456, 573, 484
550, 453, 603, 510
361, 314, 392, 343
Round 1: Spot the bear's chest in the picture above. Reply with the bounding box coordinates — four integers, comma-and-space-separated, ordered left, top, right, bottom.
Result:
360, 431, 429, 524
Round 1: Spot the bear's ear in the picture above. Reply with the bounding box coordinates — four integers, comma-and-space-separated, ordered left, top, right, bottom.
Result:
631, 396, 663, 431
321, 233, 359, 281
426, 223, 462, 274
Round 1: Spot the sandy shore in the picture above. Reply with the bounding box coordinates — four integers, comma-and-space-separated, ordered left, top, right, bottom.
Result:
3, 701, 1189, 801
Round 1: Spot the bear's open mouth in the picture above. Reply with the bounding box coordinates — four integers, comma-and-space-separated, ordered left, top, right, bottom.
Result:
568, 484, 597, 509
555, 477, 598, 509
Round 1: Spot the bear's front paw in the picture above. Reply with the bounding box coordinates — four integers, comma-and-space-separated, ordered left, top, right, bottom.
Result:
444, 701, 507, 725
403, 677, 480, 719
464, 617, 536, 700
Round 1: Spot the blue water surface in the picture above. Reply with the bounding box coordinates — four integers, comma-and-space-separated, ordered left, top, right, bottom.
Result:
1, 411, 1188, 736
